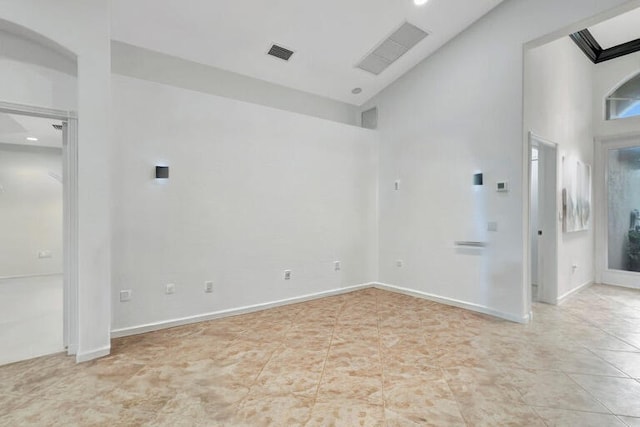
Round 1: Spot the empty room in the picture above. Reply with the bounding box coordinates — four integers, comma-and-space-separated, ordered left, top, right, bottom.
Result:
2, 0, 640, 425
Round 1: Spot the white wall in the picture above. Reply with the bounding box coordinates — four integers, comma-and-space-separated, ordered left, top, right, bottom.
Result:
112, 41, 359, 127
0, 29, 77, 110
0, 146, 62, 277
111, 75, 378, 331
361, 0, 631, 321
0, 1, 112, 362
525, 36, 595, 299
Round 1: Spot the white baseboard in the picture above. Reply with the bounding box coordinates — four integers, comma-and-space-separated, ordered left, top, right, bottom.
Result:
111, 283, 374, 338
111, 281, 531, 340
76, 345, 110, 363
372, 282, 530, 324
557, 280, 593, 305
66, 344, 78, 356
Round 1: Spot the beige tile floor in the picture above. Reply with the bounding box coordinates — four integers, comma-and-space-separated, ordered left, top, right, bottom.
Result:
1, 284, 640, 426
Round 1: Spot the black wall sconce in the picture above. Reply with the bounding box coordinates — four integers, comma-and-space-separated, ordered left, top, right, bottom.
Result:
473, 173, 483, 186
155, 166, 169, 179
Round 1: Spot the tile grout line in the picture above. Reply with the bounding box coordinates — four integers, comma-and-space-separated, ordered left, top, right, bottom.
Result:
306, 295, 348, 423
234, 316, 295, 414
374, 289, 387, 424
563, 371, 618, 416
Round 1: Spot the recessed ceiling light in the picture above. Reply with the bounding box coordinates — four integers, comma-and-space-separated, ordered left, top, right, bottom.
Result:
26, 137, 38, 142
414, 0, 429, 5
352, 88, 362, 94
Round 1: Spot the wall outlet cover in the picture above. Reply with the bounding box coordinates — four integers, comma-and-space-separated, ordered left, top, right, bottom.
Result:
38, 250, 52, 259
165, 283, 176, 294
119, 290, 132, 302
204, 281, 214, 293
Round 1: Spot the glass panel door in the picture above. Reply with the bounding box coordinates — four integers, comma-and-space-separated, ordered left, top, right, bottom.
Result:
603, 141, 640, 288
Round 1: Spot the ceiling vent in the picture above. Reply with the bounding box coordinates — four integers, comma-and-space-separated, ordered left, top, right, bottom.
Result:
357, 22, 429, 75
267, 44, 295, 61
52, 124, 63, 131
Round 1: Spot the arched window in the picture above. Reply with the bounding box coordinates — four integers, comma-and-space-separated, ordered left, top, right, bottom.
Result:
607, 72, 640, 120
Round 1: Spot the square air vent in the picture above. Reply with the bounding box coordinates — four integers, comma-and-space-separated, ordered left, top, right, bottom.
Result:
357, 22, 429, 75
267, 44, 294, 61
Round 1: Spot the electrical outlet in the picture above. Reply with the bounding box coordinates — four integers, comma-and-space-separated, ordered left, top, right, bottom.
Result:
396, 260, 404, 268
394, 180, 401, 191
38, 250, 52, 259
284, 270, 292, 280
165, 283, 175, 294
334, 261, 341, 271
120, 290, 132, 302
204, 281, 214, 293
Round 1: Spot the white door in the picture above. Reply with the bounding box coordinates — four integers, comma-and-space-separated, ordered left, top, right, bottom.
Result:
530, 133, 559, 304
599, 135, 640, 289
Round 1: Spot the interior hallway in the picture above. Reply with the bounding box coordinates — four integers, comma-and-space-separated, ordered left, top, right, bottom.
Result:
1, 285, 639, 426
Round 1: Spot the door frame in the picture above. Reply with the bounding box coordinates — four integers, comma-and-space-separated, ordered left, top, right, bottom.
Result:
0, 101, 79, 354
595, 132, 640, 289
528, 131, 559, 305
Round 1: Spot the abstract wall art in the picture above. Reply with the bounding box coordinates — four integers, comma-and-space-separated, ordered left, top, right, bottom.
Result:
562, 156, 591, 232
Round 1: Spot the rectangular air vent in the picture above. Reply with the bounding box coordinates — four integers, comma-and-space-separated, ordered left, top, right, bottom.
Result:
357, 22, 429, 75
268, 44, 295, 61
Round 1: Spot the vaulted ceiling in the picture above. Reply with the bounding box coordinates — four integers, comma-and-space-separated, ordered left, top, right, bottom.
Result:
110, 0, 505, 105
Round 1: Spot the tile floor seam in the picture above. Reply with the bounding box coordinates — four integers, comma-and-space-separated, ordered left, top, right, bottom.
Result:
306, 296, 347, 423
564, 372, 619, 416
374, 290, 387, 425
616, 414, 633, 426
440, 368, 471, 427
238, 317, 299, 413
529, 405, 554, 427
563, 290, 640, 352
3, 285, 640, 425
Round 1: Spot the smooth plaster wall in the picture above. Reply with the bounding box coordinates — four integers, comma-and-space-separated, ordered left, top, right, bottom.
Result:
525, 36, 595, 299
111, 41, 359, 127
111, 75, 378, 331
0, 0, 112, 362
361, 0, 632, 320
0, 29, 77, 110
0, 146, 62, 277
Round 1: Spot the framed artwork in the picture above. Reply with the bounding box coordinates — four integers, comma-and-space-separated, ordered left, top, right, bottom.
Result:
562, 156, 591, 232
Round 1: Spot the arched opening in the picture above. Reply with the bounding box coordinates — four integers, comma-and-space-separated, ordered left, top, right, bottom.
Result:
606, 71, 640, 120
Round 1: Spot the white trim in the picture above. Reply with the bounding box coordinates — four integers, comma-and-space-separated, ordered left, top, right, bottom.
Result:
111, 283, 374, 338
75, 346, 110, 363
595, 133, 640, 288
0, 101, 76, 120
111, 281, 533, 339
372, 282, 530, 324
66, 344, 78, 356
557, 281, 593, 305
525, 132, 559, 306
62, 118, 79, 355
0, 101, 79, 358
0, 272, 63, 281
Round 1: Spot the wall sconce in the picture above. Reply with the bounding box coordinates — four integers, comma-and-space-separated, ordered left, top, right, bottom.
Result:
155, 166, 169, 179
473, 173, 483, 186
